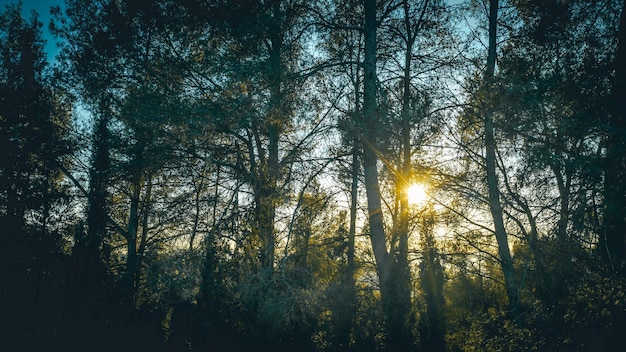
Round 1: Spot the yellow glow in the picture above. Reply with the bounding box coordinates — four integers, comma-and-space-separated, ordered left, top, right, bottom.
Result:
407, 183, 428, 206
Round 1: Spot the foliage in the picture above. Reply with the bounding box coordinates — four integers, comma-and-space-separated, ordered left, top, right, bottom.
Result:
0, 1, 72, 232
2, 0, 626, 351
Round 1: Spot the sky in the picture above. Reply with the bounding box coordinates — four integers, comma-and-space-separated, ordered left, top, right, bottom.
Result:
2, 0, 474, 65
1, 0, 65, 61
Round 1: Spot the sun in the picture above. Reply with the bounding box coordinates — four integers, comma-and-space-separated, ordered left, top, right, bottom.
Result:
407, 183, 428, 206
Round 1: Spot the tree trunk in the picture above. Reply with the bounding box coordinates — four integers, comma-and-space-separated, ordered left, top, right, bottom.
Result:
362, 0, 412, 349
334, 142, 360, 351
602, 1, 626, 274
550, 157, 571, 244
419, 215, 446, 352
189, 175, 204, 251
85, 113, 109, 275
483, 0, 519, 314
258, 2, 284, 273
135, 174, 152, 290
363, 0, 390, 287
394, 0, 417, 345
125, 166, 142, 303
347, 141, 358, 296
73, 110, 109, 334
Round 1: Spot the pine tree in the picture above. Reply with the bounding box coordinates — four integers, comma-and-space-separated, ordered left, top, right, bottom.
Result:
0, 1, 71, 234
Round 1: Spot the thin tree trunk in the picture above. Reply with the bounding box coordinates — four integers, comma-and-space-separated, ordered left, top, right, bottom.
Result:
347, 141, 358, 295
135, 174, 152, 291
550, 159, 570, 243
419, 215, 446, 352
189, 176, 204, 252
335, 140, 360, 351
125, 171, 141, 301
334, 54, 361, 348
363, 0, 390, 287
348, 32, 362, 296
395, 0, 419, 346
602, 1, 626, 274
259, 2, 283, 273
483, 0, 519, 314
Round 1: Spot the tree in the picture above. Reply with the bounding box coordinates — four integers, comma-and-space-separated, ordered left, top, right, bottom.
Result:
603, 0, 626, 274
0, 4, 74, 349
481, 0, 519, 315
360, 0, 419, 349
492, 0, 618, 303
0, 1, 71, 233
52, 2, 121, 324
383, 1, 453, 348
418, 211, 446, 352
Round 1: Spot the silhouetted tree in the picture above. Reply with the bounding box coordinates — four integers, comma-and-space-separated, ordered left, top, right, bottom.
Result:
0, 1, 71, 233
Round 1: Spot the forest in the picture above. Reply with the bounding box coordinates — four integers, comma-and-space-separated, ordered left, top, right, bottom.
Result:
1, 0, 626, 351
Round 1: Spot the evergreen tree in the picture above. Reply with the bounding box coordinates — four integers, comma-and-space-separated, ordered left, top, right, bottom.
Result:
0, 1, 71, 233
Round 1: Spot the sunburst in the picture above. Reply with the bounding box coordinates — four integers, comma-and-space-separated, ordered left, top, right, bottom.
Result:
407, 183, 428, 206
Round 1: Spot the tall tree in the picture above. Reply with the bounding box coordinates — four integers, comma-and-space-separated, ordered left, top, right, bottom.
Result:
418, 211, 446, 352
200, 0, 306, 276
0, 4, 73, 349
492, 0, 618, 304
481, 0, 519, 314
387, 1, 452, 347
53, 0, 120, 260
361, 0, 415, 349
603, 0, 626, 274
0, 1, 70, 233
394, 2, 423, 344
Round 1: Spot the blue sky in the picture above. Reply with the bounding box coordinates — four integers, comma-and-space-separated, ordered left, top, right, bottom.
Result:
1, 0, 65, 61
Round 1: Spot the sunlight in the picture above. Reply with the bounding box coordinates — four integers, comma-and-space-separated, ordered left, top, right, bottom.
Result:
407, 183, 428, 206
